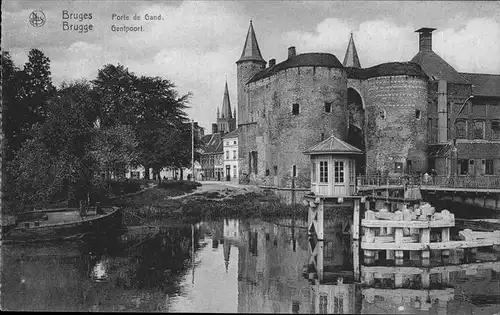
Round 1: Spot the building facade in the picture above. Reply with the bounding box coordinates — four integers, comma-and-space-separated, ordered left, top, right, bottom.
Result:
223, 128, 239, 182
236, 22, 500, 188
200, 82, 238, 180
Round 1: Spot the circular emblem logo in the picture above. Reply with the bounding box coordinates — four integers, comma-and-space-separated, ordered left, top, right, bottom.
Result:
29, 10, 46, 27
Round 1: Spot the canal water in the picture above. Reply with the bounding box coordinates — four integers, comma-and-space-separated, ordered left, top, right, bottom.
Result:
2, 217, 499, 314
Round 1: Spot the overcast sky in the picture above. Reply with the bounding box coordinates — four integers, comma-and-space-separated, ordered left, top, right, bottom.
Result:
3, 1, 500, 130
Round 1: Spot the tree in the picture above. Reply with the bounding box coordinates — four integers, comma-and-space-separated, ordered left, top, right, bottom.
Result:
3, 49, 55, 154
93, 65, 195, 182
92, 64, 139, 127
36, 84, 97, 206
92, 124, 139, 179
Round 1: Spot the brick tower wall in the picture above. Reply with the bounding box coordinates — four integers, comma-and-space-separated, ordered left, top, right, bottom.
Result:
237, 61, 266, 181
364, 75, 428, 175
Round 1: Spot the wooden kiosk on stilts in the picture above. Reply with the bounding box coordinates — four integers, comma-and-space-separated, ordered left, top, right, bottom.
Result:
301, 135, 364, 284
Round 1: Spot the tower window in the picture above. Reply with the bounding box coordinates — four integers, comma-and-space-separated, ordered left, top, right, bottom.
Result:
492, 120, 500, 140
380, 110, 386, 119
292, 165, 297, 177
321, 133, 325, 141
415, 110, 421, 120
324, 102, 332, 113
292, 103, 299, 115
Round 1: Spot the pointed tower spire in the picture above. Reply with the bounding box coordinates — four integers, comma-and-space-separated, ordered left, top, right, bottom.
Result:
217, 107, 220, 119
343, 32, 361, 68
237, 20, 265, 63
221, 80, 232, 119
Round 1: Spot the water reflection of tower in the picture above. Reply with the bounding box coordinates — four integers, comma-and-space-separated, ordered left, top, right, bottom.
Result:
223, 238, 231, 273
223, 219, 242, 273
210, 221, 224, 249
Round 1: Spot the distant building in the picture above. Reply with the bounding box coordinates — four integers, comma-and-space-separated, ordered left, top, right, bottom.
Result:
200, 133, 224, 180
223, 128, 239, 182
200, 81, 237, 180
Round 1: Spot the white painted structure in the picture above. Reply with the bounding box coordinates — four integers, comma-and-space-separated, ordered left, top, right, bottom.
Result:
304, 135, 362, 197
126, 161, 202, 180
223, 129, 239, 182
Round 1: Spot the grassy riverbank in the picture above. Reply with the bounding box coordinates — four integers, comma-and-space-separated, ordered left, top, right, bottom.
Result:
111, 182, 353, 226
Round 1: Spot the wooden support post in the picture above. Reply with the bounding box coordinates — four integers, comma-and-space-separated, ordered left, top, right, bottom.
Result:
441, 270, 450, 286
421, 271, 430, 289
394, 228, 404, 265
317, 241, 324, 282
308, 204, 313, 236
394, 211, 404, 265
394, 273, 403, 288
364, 210, 376, 264
353, 199, 360, 240
420, 228, 431, 263
352, 241, 360, 282
363, 272, 375, 286
317, 199, 324, 241
442, 227, 450, 258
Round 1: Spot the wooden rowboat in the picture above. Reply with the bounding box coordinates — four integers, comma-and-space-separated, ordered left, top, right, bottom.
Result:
2, 206, 122, 242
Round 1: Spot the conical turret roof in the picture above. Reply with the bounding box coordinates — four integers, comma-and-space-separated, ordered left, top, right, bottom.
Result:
343, 32, 361, 68
237, 20, 265, 64
221, 81, 232, 119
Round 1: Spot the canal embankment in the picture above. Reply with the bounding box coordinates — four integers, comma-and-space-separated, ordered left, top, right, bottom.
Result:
110, 181, 322, 226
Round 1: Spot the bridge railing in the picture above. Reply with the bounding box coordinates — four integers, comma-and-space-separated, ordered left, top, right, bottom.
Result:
421, 175, 500, 190
357, 174, 500, 190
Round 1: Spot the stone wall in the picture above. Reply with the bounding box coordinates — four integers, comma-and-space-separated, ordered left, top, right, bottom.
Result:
243, 66, 348, 188
364, 75, 428, 175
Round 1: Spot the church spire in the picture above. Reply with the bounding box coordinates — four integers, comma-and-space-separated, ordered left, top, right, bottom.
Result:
343, 32, 361, 68
217, 107, 220, 119
221, 80, 232, 119
237, 20, 265, 64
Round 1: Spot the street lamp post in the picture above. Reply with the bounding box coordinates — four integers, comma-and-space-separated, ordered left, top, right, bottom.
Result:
191, 119, 195, 181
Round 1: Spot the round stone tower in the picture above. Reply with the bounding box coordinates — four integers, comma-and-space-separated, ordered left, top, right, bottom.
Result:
363, 62, 428, 175
236, 21, 266, 180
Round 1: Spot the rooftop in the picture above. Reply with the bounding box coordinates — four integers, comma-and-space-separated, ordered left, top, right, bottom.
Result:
410, 49, 468, 84
303, 135, 363, 155
460, 72, 500, 98
346, 62, 427, 80
248, 53, 343, 84
222, 128, 238, 139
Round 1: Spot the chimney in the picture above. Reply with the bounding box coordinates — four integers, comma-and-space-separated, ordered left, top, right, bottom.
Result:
269, 59, 276, 67
288, 46, 296, 59
212, 123, 218, 134
415, 27, 436, 52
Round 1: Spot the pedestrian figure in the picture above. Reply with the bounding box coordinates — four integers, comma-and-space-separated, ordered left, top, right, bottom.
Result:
423, 172, 430, 184
431, 169, 437, 185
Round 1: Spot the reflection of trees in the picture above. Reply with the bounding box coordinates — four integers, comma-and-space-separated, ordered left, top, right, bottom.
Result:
2, 224, 202, 312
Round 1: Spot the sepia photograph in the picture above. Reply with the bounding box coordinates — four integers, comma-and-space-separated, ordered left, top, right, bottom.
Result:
1, 0, 500, 313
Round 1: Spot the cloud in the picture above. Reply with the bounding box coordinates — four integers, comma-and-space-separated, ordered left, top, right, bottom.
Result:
435, 18, 500, 73
3, 1, 246, 130
282, 16, 500, 73
283, 18, 416, 67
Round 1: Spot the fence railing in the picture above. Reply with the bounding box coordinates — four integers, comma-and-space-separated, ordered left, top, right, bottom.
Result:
357, 175, 500, 190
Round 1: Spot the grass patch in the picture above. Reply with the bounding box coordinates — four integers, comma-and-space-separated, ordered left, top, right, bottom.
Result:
113, 186, 312, 226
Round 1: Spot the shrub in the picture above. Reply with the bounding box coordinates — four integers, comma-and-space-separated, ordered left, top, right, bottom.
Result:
106, 179, 142, 196
158, 180, 201, 192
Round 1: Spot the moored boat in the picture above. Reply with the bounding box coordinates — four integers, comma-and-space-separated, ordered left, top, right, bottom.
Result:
2, 206, 122, 242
